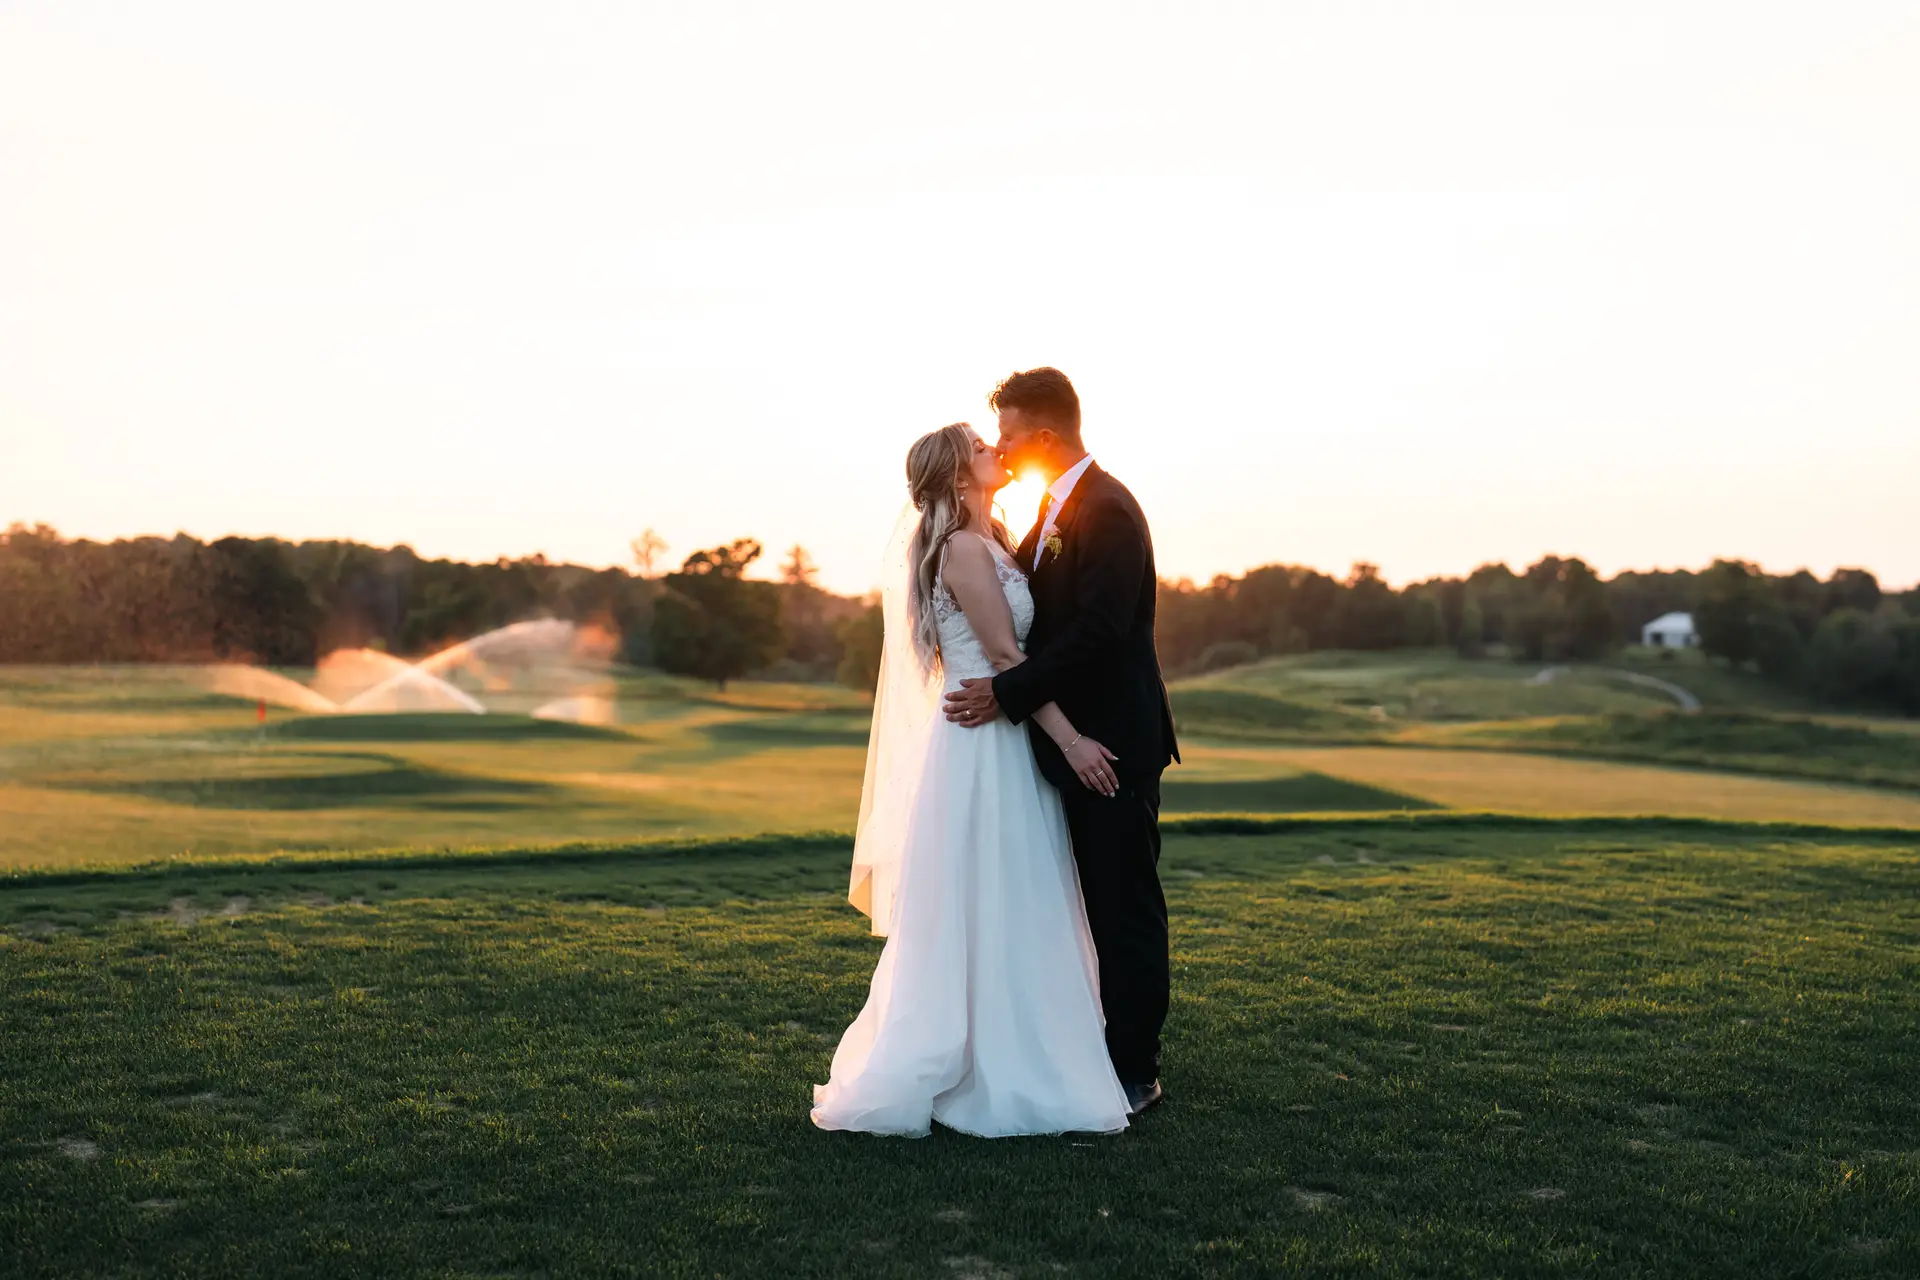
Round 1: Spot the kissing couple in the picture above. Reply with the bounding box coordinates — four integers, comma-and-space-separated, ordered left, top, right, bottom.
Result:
812, 367, 1181, 1138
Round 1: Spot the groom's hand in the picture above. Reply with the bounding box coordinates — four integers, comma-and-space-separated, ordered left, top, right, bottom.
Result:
944, 678, 1000, 727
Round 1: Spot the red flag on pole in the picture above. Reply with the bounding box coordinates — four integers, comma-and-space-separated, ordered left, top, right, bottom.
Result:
256, 699, 267, 725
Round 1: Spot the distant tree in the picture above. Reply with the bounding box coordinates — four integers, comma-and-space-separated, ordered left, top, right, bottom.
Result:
398, 560, 496, 654
630, 529, 669, 579
1805, 608, 1896, 706
1891, 617, 1920, 715
651, 539, 786, 690
1456, 597, 1487, 659
1503, 599, 1551, 662
1266, 609, 1308, 655
1290, 569, 1344, 651
1749, 602, 1807, 684
300, 539, 413, 654
762, 544, 870, 679
1694, 560, 1765, 667
1824, 568, 1882, 616
780, 545, 819, 586
1232, 565, 1298, 653
203, 536, 320, 666
1411, 575, 1469, 645
1549, 558, 1614, 661
834, 603, 884, 692
1150, 577, 1204, 672
1334, 563, 1405, 650
1490, 557, 1612, 662
1464, 563, 1521, 648
0, 524, 74, 661
1775, 569, 1826, 640
1403, 593, 1448, 648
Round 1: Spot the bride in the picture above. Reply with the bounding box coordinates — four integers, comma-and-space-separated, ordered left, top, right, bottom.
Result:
810, 422, 1132, 1138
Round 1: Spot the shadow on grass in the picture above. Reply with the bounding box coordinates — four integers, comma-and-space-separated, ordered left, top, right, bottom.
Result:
44, 754, 556, 812
4, 691, 250, 713
1160, 771, 1439, 814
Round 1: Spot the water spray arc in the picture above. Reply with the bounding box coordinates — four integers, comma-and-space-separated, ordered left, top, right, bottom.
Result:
201, 620, 615, 723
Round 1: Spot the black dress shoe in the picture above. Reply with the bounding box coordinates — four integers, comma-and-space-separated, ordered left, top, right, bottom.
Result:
1124, 1079, 1164, 1116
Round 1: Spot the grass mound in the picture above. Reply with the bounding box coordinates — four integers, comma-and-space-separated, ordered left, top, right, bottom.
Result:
1474, 711, 1920, 791
1173, 651, 1679, 725
1168, 687, 1367, 739
4, 820, 1917, 1276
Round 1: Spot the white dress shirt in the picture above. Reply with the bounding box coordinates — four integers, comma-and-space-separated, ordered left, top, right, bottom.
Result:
1033, 453, 1096, 570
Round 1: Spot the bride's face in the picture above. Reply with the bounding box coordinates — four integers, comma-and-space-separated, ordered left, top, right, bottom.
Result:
966, 430, 1012, 495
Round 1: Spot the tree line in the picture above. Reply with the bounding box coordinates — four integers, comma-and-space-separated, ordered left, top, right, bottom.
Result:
1152, 555, 1919, 715
0, 524, 861, 688
1689, 561, 1920, 714
3, 524, 1914, 714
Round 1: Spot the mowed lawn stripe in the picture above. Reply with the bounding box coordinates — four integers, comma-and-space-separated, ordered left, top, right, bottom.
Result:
1225, 745, 1920, 827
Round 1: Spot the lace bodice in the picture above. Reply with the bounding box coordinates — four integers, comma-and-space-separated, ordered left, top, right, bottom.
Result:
932, 538, 1034, 687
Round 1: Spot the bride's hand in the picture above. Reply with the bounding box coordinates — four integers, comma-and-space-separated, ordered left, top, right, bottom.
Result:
1062, 735, 1120, 797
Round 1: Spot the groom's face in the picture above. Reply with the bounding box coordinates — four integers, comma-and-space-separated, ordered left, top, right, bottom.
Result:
993, 407, 1052, 477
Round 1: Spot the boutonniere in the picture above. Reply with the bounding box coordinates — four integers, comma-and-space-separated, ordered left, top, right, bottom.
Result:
1044, 532, 1064, 558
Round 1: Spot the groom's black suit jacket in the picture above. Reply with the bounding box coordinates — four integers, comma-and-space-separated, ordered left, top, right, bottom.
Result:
994, 463, 1180, 788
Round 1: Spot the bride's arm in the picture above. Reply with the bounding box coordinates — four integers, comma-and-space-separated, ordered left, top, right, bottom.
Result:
940, 535, 1121, 796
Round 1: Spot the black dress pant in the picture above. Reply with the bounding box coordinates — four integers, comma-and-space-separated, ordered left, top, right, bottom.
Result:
1060, 772, 1168, 1085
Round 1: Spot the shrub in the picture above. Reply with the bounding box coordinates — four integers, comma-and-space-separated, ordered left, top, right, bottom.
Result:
1805, 608, 1895, 707
834, 605, 883, 692
1198, 640, 1260, 672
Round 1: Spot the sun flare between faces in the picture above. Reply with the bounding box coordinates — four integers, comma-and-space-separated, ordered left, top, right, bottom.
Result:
995, 475, 1047, 544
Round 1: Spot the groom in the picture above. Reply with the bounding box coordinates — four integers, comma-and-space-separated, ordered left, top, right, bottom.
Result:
944, 367, 1181, 1117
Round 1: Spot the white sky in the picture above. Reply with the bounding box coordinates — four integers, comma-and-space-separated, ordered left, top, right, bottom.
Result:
2, 1, 1916, 594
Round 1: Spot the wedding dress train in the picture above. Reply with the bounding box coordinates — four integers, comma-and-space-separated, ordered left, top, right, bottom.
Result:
811, 540, 1130, 1138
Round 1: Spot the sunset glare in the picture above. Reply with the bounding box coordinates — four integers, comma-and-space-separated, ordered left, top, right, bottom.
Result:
995, 478, 1047, 549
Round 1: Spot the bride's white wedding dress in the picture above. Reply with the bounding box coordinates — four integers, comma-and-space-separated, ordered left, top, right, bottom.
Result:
811, 538, 1131, 1138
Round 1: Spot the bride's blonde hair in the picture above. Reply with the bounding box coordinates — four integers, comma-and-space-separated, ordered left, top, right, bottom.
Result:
904, 424, 1011, 670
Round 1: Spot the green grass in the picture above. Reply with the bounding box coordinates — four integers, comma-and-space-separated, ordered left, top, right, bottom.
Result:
1460, 712, 1920, 792
1189, 746, 1920, 828
4, 819, 1918, 1277
1608, 647, 1826, 714
1168, 649, 1870, 738
1171, 651, 1681, 732
1166, 687, 1370, 740
0, 667, 878, 869
1165, 653, 1918, 802
8, 663, 1920, 872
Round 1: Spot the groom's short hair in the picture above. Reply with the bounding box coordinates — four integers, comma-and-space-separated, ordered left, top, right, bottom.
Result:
990, 367, 1081, 440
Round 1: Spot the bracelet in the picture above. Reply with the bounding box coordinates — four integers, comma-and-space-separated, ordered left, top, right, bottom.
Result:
1063, 734, 1081, 753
